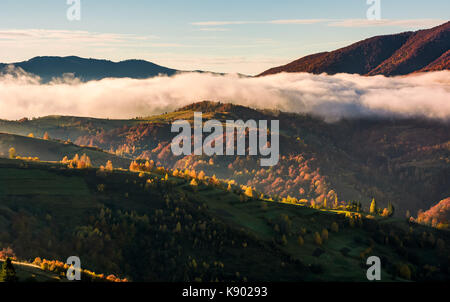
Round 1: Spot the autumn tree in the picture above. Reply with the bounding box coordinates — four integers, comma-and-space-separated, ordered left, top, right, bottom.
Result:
281, 234, 288, 246
331, 222, 339, 233
105, 160, 113, 171
8, 147, 16, 159
321, 229, 329, 242
314, 232, 322, 246
370, 198, 377, 214
244, 187, 254, 198
297, 236, 304, 246
43, 132, 50, 140
333, 196, 339, 209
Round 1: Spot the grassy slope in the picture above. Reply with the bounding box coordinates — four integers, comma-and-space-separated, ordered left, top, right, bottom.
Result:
0, 132, 131, 168
0, 102, 448, 217
0, 157, 448, 281
0, 260, 65, 282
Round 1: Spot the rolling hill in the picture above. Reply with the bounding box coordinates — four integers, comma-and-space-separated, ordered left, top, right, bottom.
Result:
0, 56, 178, 82
0, 101, 449, 220
0, 132, 132, 169
0, 156, 448, 281
259, 21, 450, 76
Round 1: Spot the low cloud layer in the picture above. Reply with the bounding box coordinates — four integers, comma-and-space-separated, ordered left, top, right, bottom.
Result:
0, 66, 449, 122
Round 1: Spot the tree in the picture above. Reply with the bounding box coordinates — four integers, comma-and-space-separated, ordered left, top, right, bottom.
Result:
28, 133, 34, 138
398, 264, 411, 280
0, 258, 17, 282
331, 222, 339, 233
321, 229, 329, 242
8, 147, 16, 159
370, 198, 377, 214
244, 187, 254, 198
281, 234, 288, 246
297, 236, 304, 246
105, 160, 113, 171
405, 210, 411, 220
43, 132, 50, 140
314, 232, 322, 246
174, 222, 182, 233
387, 201, 395, 217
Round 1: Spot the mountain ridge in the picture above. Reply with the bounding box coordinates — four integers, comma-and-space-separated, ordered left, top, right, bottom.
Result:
0, 55, 179, 82
259, 21, 450, 77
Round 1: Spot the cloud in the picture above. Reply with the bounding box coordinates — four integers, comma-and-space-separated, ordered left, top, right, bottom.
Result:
191, 19, 325, 26
191, 21, 258, 26
0, 29, 158, 43
327, 19, 445, 28
268, 19, 327, 25
191, 18, 445, 29
197, 28, 230, 32
0, 67, 449, 122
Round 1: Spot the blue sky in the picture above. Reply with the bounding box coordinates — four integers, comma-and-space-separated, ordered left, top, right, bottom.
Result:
0, 0, 448, 75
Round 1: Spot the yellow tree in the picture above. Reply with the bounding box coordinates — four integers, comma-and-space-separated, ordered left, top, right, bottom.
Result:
244, 187, 254, 198
198, 171, 205, 181
8, 147, 16, 159
370, 198, 377, 214
105, 160, 113, 171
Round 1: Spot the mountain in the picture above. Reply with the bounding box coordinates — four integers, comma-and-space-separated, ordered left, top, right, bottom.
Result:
1, 101, 449, 219
0, 56, 178, 82
0, 101, 449, 281
259, 21, 450, 77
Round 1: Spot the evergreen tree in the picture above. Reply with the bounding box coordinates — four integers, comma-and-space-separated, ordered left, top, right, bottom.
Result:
387, 201, 395, 217
0, 258, 17, 282
405, 210, 411, 220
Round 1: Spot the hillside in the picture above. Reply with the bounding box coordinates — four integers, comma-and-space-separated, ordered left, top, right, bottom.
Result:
0, 56, 178, 82
1, 101, 449, 219
259, 21, 449, 76
0, 258, 125, 282
0, 132, 131, 169
0, 157, 449, 281
414, 197, 450, 228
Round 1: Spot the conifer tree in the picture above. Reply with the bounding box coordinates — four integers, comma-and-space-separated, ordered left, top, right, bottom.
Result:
387, 201, 395, 217
0, 258, 17, 282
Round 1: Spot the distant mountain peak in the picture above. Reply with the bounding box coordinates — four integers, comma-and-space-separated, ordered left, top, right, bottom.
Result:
259, 21, 450, 77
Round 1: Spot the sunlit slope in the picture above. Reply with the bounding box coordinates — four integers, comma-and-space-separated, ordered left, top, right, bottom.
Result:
0, 132, 131, 168
0, 157, 448, 281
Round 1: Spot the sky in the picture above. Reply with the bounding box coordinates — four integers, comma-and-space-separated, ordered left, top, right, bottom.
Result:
0, 0, 448, 75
